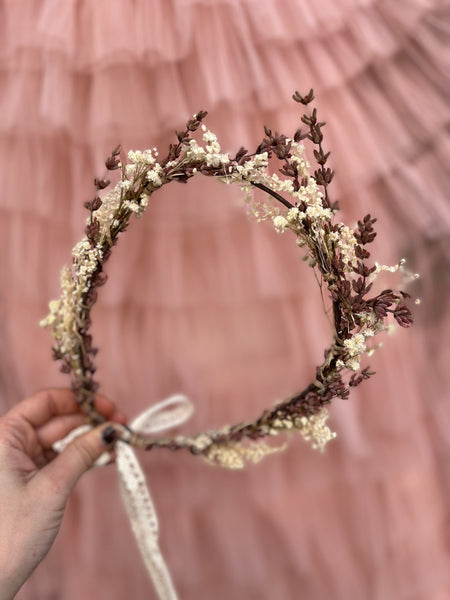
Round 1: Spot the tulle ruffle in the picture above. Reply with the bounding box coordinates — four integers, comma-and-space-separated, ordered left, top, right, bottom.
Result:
0, 0, 448, 238
0, 0, 447, 130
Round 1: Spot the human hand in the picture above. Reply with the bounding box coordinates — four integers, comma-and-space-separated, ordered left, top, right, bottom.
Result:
0, 389, 126, 600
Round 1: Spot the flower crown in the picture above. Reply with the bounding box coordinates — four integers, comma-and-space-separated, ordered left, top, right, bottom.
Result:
41, 90, 415, 468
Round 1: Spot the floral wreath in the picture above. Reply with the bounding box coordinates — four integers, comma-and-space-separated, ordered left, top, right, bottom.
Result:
41, 90, 415, 469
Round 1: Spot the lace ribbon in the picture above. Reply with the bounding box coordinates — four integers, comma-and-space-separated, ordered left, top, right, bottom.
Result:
53, 394, 194, 600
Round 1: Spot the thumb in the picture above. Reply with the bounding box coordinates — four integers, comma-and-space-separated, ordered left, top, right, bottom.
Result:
43, 424, 119, 496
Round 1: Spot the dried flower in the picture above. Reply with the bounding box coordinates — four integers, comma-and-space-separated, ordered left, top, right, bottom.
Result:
394, 303, 413, 327
40, 91, 415, 465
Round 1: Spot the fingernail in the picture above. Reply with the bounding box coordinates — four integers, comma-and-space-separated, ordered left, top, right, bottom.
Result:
101, 425, 117, 445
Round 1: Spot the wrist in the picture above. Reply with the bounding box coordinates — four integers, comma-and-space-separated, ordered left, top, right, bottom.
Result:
0, 574, 20, 600
0, 554, 25, 600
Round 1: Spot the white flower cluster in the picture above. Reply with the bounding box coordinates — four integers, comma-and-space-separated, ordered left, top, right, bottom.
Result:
184, 138, 207, 162
329, 225, 358, 271
122, 200, 142, 214
40, 266, 78, 358
124, 148, 163, 189
183, 132, 331, 241
125, 149, 157, 182
41, 144, 169, 370
286, 207, 300, 222
202, 125, 230, 168
248, 198, 278, 223
269, 177, 330, 233
122, 193, 150, 217
206, 439, 285, 469
128, 149, 157, 166
305, 203, 332, 220
225, 152, 270, 183
368, 262, 400, 284
273, 215, 288, 232
239, 408, 336, 454
40, 236, 107, 374
94, 188, 121, 243
180, 129, 231, 168
39, 299, 61, 329
369, 258, 419, 288
288, 140, 308, 169
295, 409, 337, 451
72, 240, 103, 293
146, 163, 164, 188
218, 143, 329, 234
343, 333, 367, 371
119, 179, 133, 192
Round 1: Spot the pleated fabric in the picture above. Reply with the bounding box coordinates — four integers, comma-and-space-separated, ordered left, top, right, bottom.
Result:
1, 1, 449, 599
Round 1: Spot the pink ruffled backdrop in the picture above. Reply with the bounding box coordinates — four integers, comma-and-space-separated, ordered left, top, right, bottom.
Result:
1, 1, 449, 598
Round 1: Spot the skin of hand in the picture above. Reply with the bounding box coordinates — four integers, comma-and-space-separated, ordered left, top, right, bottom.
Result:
0, 389, 127, 600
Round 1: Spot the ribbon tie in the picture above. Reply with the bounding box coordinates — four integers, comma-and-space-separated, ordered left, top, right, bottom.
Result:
53, 394, 194, 600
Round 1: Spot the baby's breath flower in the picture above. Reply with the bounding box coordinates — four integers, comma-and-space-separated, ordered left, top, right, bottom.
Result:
345, 357, 361, 371
184, 139, 207, 162
386, 323, 396, 335
273, 215, 288, 232
305, 205, 332, 220
344, 333, 366, 356
120, 180, 133, 191
294, 409, 336, 451
123, 200, 142, 215
139, 193, 150, 210
286, 207, 300, 222
205, 440, 285, 469
125, 164, 137, 178
146, 165, 163, 187
39, 299, 61, 328
374, 262, 400, 274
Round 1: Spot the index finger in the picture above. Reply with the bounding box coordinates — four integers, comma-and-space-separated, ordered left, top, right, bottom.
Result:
10, 389, 124, 429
